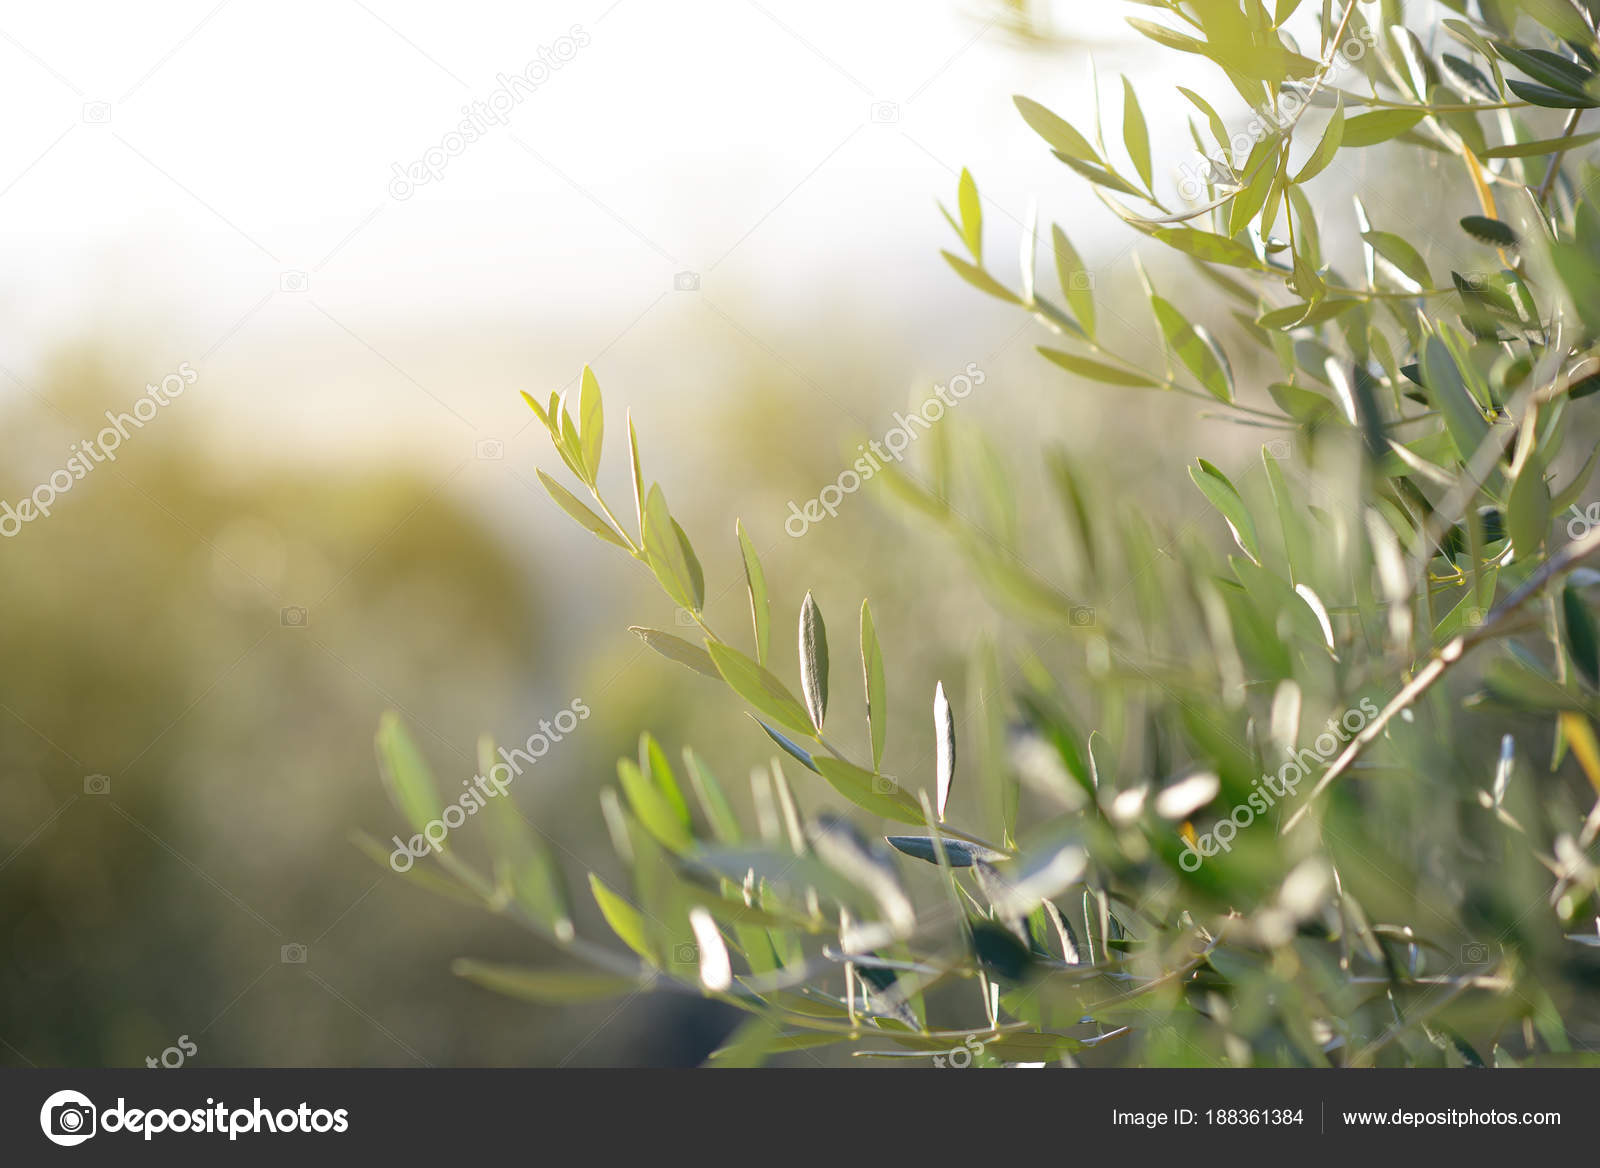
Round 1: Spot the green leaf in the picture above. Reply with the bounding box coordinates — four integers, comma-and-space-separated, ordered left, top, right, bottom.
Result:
811, 756, 923, 824
1482, 130, 1600, 158
1147, 227, 1264, 270
1493, 41, 1595, 99
451, 959, 641, 1004
1228, 142, 1279, 237
1505, 79, 1596, 109
706, 640, 814, 735
1340, 109, 1426, 147
1459, 215, 1518, 246
1483, 657, 1587, 711
1268, 380, 1339, 423
1506, 460, 1551, 560
520, 389, 552, 430
1013, 95, 1099, 161
736, 520, 771, 665
1038, 347, 1157, 387
1056, 154, 1147, 199
642, 731, 693, 826
375, 712, 443, 837
1564, 583, 1600, 689
578, 365, 604, 477
933, 681, 955, 821
642, 484, 699, 611
860, 599, 887, 771
755, 718, 819, 773
1290, 247, 1325, 303
1292, 99, 1344, 183
627, 410, 645, 536
1550, 241, 1600, 338
1051, 226, 1096, 336
1257, 298, 1360, 329
1153, 295, 1232, 401
1125, 17, 1209, 58
476, 752, 571, 936
798, 591, 829, 732
557, 397, 586, 481
629, 626, 720, 679
707, 1017, 842, 1066
1189, 458, 1261, 564
538, 470, 629, 551
682, 748, 742, 844
1178, 85, 1227, 150
956, 168, 983, 263
588, 874, 658, 964
617, 757, 693, 853
1020, 198, 1037, 304
1553, 440, 1600, 506
1420, 335, 1490, 461
885, 836, 1007, 866
671, 519, 705, 611
1121, 76, 1153, 190
1262, 444, 1307, 584
941, 251, 1023, 304
1362, 230, 1432, 290
1514, 0, 1591, 41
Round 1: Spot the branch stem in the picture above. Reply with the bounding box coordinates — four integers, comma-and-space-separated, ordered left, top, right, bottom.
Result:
1282, 523, 1600, 834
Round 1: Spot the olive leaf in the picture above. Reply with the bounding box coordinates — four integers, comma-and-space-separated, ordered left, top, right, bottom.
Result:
799, 591, 829, 732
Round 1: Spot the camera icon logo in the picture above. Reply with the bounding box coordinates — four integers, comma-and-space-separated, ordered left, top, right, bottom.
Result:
870, 774, 898, 796
81, 101, 111, 125
1459, 271, 1490, 292
475, 438, 504, 460
1265, 438, 1291, 459
1069, 605, 1097, 628
281, 942, 308, 964
40, 1090, 97, 1146
672, 942, 698, 965
1460, 941, 1491, 964
673, 270, 700, 292
83, 773, 111, 795
280, 606, 308, 628
869, 100, 900, 123
279, 271, 309, 293
673, 606, 698, 628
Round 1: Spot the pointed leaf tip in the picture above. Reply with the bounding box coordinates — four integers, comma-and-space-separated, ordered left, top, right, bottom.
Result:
933, 682, 955, 821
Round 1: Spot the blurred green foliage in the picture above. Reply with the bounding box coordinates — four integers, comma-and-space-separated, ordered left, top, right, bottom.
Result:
393, 0, 1600, 1068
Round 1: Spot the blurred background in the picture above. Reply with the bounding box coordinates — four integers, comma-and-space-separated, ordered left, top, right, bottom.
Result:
0, 0, 1498, 1066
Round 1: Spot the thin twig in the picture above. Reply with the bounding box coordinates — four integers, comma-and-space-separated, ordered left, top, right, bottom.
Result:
1537, 108, 1584, 206
1283, 523, 1600, 834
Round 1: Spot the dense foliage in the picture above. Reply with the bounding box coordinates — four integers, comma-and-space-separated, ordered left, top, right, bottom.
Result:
372, 0, 1600, 1066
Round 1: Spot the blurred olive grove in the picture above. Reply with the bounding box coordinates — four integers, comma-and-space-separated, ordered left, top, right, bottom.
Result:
0, 307, 1104, 1065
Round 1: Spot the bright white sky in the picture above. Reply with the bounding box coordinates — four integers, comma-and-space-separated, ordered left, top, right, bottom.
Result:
0, 1, 1214, 463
